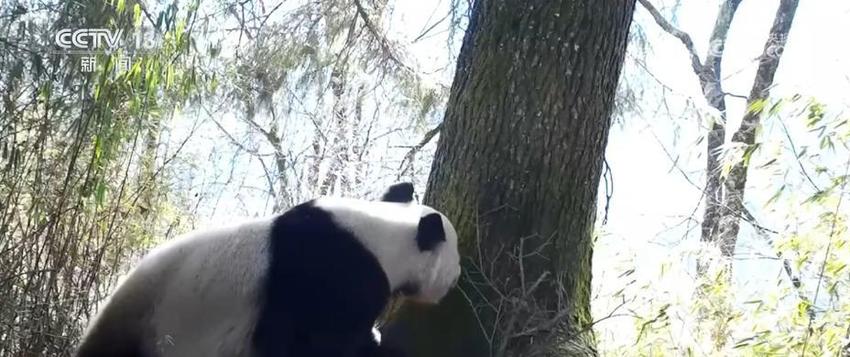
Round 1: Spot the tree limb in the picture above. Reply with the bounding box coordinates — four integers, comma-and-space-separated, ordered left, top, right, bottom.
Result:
352, 0, 414, 74
396, 123, 443, 179
720, 0, 800, 247
637, 0, 702, 75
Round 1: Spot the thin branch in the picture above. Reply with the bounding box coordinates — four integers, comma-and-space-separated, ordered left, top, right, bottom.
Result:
395, 123, 443, 179
242, 115, 279, 148
352, 0, 415, 74
136, 1, 163, 33
723, 92, 749, 100
203, 106, 261, 156
637, 0, 703, 75
777, 115, 820, 191
563, 297, 632, 340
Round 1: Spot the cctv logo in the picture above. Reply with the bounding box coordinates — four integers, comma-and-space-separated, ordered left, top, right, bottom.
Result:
54, 29, 124, 50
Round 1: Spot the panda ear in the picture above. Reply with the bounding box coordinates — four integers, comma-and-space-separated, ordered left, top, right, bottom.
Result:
415, 213, 446, 251
381, 182, 415, 203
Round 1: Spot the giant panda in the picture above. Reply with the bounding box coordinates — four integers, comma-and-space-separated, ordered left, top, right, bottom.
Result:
75, 182, 460, 357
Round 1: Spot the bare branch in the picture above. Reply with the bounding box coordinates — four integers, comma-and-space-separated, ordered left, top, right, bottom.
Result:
352, 0, 415, 74
637, 0, 702, 75
203, 105, 262, 156
396, 123, 443, 179
242, 115, 280, 149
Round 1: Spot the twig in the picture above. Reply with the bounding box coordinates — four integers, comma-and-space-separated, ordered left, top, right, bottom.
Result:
637, 0, 703, 74
777, 114, 820, 191
395, 123, 443, 179
352, 0, 414, 74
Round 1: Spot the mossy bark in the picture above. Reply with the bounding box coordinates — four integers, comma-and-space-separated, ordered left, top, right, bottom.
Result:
381, 0, 636, 356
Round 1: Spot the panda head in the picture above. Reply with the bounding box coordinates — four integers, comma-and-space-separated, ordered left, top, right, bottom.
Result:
313, 183, 461, 305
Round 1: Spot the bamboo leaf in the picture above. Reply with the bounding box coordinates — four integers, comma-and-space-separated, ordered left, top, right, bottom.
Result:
95, 180, 107, 206
748, 99, 767, 115
768, 99, 785, 116
134, 4, 142, 28
166, 65, 174, 89
765, 184, 785, 207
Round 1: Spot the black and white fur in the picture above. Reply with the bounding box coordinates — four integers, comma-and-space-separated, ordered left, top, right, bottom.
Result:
75, 183, 460, 357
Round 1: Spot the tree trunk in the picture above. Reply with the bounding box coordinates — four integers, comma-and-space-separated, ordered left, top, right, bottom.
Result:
639, 0, 799, 269
381, 1, 636, 356
715, 0, 799, 254
697, 0, 741, 259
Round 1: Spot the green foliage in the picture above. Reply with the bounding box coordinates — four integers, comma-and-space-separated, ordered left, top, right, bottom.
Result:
0, 0, 207, 354
595, 97, 850, 356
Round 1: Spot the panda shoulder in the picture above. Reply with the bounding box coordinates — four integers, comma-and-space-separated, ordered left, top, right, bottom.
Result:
311, 197, 419, 225
129, 216, 276, 277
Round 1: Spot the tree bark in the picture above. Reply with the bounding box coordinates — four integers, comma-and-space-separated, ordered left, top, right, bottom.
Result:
381, 0, 636, 356
716, 0, 799, 253
697, 0, 741, 255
